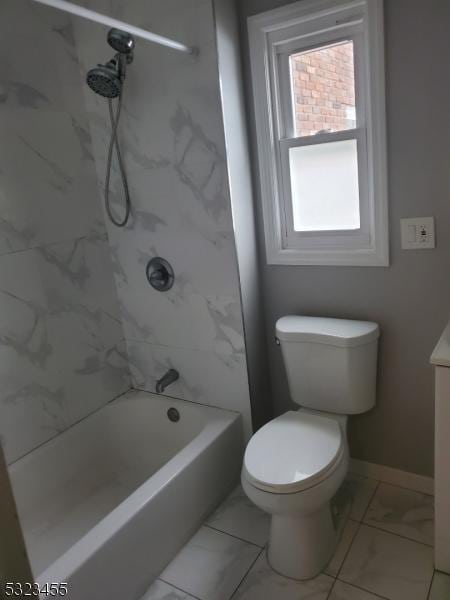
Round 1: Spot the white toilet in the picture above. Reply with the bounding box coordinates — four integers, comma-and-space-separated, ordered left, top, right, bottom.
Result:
241, 315, 379, 580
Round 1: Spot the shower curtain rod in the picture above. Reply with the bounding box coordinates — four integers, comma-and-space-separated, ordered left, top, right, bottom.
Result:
31, 0, 195, 55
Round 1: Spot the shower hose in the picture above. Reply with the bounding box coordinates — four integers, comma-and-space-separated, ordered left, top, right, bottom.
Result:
105, 92, 131, 227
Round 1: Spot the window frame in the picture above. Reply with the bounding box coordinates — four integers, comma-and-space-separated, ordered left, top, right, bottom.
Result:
248, 0, 389, 266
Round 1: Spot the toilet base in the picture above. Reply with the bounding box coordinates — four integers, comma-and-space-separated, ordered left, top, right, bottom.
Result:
267, 503, 338, 580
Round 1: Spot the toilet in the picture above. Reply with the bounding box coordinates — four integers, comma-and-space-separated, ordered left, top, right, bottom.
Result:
241, 316, 379, 580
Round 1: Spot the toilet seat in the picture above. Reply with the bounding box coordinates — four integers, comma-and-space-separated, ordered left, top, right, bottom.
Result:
243, 411, 344, 494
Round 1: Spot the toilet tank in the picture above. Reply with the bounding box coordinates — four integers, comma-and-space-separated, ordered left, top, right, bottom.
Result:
276, 316, 379, 414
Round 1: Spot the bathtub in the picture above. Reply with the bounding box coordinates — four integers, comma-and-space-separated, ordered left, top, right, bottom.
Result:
9, 390, 244, 600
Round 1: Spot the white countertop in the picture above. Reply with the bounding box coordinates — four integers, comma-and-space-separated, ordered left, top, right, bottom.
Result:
431, 320, 450, 367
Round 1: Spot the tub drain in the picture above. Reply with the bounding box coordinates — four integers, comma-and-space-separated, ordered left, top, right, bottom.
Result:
167, 407, 180, 422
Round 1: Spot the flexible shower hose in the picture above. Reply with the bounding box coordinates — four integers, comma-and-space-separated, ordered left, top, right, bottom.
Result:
105, 92, 131, 227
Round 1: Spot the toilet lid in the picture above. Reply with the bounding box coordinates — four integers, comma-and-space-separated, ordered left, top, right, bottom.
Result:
243, 411, 343, 494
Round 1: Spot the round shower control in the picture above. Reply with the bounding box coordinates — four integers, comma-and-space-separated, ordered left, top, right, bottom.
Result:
146, 257, 175, 292
167, 408, 180, 422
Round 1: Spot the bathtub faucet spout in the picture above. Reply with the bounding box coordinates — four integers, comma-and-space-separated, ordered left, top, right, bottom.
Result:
156, 369, 179, 394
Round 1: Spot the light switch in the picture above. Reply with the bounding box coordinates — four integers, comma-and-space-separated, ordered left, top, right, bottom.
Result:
400, 217, 435, 250
407, 225, 416, 243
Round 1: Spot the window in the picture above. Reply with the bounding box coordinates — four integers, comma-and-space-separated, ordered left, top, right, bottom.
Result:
248, 0, 388, 266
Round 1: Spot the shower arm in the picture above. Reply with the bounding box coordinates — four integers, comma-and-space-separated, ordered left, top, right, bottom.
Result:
31, 0, 197, 55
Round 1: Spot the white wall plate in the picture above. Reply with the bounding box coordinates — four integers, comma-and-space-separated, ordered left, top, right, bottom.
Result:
400, 217, 435, 249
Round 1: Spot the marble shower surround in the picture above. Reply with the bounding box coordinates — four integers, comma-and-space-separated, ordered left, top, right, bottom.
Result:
74, 0, 253, 435
0, 0, 253, 464
0, 0, 130, 464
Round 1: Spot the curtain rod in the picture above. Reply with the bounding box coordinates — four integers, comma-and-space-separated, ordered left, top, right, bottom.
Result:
31, 0, 196, 55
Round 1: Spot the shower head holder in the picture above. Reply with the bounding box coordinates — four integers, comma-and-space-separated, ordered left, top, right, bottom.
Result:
108, 28, 135, 59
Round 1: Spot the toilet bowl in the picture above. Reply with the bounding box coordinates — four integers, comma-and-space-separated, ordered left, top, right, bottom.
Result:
241, 316, 379, 580
241, 410, 349, 579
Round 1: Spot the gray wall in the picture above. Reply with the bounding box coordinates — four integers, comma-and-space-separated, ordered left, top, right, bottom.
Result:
238, 0, 450, 477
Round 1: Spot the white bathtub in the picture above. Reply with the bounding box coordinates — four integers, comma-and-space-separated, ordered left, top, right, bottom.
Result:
9, 390, 244, 600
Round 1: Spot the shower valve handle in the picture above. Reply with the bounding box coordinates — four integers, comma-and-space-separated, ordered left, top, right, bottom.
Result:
146, 257, 175, 292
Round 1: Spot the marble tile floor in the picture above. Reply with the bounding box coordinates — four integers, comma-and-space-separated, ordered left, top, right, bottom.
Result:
142, 475, 448, 600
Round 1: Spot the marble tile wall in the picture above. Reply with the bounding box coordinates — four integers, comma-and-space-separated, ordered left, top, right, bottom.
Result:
72, 0, 253, 436
0, 0, 130, 464
1, 0, 254, 464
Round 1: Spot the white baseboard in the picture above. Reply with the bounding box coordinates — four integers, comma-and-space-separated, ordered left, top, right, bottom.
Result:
350, 458, 434, 496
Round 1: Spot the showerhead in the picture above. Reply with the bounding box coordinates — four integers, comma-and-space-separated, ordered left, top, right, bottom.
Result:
108, 28, 135, 55
86, 59, 122, 98
86, 28, 135, 98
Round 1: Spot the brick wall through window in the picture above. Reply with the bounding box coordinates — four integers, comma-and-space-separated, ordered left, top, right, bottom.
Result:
291, 41, 356, 137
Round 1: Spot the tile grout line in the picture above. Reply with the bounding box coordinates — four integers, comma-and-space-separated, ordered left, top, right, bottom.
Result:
324, 517, 356, 596
358, 478, 435, 498
157, 577, 203, 600
325, 496, 364, 599
0, 231, 105, 259
335, 496, 435, 600
360, 480, 380, 522
128, 339, 247, 358
204, 523, 265, 549
6, 387, 132, 467
361, 522, 435, 549
329, 480, 381, 596
425, 570, 436, 600
359, 479, 435, 547
334, 579, 392, 600
325, 575, 338, 600
157, 528, 264, 600
227, 547, 265, 600
132, 385, 242, 416
334, 519, 362, 582
332, 481, 380, 583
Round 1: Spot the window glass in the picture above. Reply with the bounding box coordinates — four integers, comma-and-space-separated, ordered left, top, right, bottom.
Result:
289, 139, 360, 231
290, 41, 356, 137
